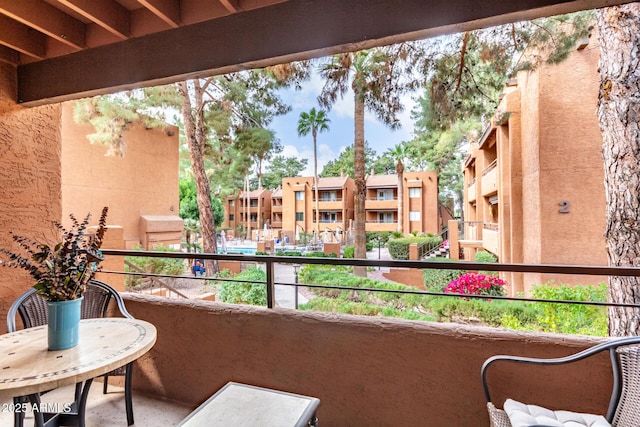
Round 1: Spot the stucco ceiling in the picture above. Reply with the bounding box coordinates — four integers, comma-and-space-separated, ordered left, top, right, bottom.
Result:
0, 0, 634, 106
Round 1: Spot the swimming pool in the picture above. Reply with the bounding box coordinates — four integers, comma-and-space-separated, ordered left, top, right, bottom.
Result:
218, 246, 256, 255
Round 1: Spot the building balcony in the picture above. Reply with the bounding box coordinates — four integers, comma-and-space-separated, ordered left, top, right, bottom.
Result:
8, 251, 630, 426
365, 198, 398, 210
365, 220, 398, 232
483, 222, 499, 255
271, 220, 282, 228
272, 205, 283, 213
317, 199, 344, 210
468, 178, 477, 203
481, 159, 498, 197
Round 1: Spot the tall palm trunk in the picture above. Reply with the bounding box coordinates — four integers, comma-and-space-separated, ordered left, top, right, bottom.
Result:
396, 160, 404, 233
597, 4, 640, 336
178, 81, 217, 274
353, 89, 367, 277
313, 129, 320, 244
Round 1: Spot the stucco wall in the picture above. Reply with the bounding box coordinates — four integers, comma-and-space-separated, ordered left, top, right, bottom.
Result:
60, 102, 180, 248
0, 62, 62, 327
124, 295, 612, 426
535, 41, 606, 287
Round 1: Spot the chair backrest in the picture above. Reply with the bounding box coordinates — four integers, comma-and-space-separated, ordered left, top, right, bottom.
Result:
612, 345, 640, 426
7, 279, 132, 332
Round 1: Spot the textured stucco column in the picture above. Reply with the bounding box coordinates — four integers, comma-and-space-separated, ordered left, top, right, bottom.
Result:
0, 62, 63, 331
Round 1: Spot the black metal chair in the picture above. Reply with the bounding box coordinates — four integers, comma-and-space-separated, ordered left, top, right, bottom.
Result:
481, 336, 640, 427
7, 279, 135, 427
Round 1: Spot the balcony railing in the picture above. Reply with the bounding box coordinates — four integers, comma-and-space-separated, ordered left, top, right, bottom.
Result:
94, 249, 640, 425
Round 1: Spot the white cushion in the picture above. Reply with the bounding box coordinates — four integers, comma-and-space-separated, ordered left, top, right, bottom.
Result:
504, 398, 611, 427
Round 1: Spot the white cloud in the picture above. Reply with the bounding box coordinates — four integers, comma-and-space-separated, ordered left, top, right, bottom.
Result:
281, 142, 338, 177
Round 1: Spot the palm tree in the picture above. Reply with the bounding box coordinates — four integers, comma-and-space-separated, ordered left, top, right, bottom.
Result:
297, 108, 331, 243
318, 46, 418, 276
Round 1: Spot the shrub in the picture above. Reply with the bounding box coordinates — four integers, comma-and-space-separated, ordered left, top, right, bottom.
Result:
343, 246, 354, 258
386, 236, 442, 260
125, 246, 186, 290
475, 251, 499, 277
422, 258, 466, 293
275, 250, 303, 256
475, 251, 497, 263
445, 273, 506, 297
530, 282, 607, 336
218, 266, 267, 306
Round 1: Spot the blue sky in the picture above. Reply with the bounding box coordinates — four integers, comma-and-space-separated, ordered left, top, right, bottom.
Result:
270, 72, 420, 176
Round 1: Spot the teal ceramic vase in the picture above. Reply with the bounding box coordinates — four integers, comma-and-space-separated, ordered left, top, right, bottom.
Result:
47, 297, 83, 351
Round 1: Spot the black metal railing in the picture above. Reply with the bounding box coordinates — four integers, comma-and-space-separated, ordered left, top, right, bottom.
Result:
418, 227, 449, 259
100, 249, 640, 311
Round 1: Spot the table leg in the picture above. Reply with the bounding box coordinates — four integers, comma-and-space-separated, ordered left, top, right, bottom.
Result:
25, 378, 94, 427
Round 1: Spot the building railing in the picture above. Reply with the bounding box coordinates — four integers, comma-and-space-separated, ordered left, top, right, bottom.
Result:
365, 220, 398, 224
482, 158, 498, 176
101, 249, 640, 311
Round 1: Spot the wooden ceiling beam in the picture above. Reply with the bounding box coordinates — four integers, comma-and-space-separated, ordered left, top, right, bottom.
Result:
0, 44, 20, 66
0, 0, 85, 50
137, 0, 181, 28
0, 15, 46, 59
219, 0, 243, 13
17, 0, 636, 106
55, 0, 130, 40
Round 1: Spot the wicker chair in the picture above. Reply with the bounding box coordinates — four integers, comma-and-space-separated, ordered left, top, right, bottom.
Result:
7, 279, 135, 427
481, 336, 640, 427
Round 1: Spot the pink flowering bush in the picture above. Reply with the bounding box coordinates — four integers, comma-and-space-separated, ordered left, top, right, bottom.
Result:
444, 272, 506, 297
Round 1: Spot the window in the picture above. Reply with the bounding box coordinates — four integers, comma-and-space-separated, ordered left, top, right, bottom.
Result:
409, 188, 421, 198
250, 200, 258, 207
296, 212, 304, 221
377, 189, 394, 200
229, 200, 235, 206
321, 212, 337, 222
229, 214, 234, 221
321, 191, 337, 201
295, 191, 304, 200
378, 213, 394, 223
409, 211, 420, 221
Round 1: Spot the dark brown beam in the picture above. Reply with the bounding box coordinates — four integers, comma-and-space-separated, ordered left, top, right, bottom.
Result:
17, 0, 634, 106
0, 0, 85, 50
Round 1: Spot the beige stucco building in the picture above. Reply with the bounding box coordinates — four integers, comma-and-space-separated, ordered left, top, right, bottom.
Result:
61, 102, 182, 251
459, 35, 607, 295
365, 171, 440, 234
224, 170, 441, 243
223, 188, 272, 240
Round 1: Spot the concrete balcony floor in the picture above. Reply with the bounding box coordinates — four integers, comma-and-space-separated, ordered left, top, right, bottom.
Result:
0, 381, 191, 427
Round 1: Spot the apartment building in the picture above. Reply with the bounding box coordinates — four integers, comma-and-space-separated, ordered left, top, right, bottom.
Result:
280, 175, 355, 242
365, 171, 440, 235
223, 188, 272, 239
223, 170, 441, 242
459, 34, 607, 295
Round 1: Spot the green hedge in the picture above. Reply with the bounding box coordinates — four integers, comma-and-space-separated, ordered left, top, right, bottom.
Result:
386, 236, 442, 260
422, 258, 466, 293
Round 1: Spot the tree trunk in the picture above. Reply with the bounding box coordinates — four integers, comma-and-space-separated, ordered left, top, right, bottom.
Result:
396, 160, 404, 233
178, 80, 218, 274
313, 130, 320, 244
353, 90, 367, 277
597, 4, 640, 336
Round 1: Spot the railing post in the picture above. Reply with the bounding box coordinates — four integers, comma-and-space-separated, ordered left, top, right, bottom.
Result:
266, 259, 275, 308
